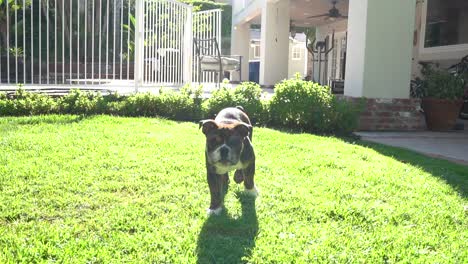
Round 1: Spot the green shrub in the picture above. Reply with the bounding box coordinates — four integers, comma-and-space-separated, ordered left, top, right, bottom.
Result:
328, 97, 365, 134
157, 85, 204, 120
58, 89, 105, 115
108, 85, 203, 120
115, 92, 160, 117
269, 77, 334, 132
203, 82, 267, 124
0, 78, 363, 134
0, 89, 57, 116
203, 85, 237, 118
233, 82, 266, 123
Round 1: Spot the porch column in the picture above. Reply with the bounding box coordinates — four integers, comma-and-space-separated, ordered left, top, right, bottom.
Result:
344, 0, 416, 98
259, 0, 290, 87
231, 23, 250, 82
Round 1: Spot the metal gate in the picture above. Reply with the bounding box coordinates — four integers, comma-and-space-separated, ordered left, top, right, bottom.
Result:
0, 0, 136, 88
0, 0, 221, 90
137, 0, 193, 86
192, 9, 222, 83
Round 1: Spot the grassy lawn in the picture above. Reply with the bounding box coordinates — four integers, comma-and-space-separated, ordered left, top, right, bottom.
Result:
0, 115, 466, 263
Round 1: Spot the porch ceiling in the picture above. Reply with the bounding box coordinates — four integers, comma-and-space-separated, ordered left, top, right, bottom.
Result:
291, 0, 348, 27
249, 0, 349, 27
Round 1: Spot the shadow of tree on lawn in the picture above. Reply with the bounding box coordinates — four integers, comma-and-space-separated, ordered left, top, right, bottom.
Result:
196, 192, 258, 264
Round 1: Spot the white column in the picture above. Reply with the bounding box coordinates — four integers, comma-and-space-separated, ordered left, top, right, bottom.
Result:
259, 0, 290, 87
231, 22, 250, 82
344, 0, 416, 98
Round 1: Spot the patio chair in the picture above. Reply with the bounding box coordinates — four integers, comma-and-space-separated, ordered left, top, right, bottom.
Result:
193, 38, 241, 85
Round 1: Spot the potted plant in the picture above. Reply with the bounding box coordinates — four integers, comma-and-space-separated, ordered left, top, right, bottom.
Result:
448, 55, 468, 119
419, 63, 465, 131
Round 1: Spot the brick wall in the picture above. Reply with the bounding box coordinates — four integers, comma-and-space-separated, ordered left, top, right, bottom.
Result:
345, 97, 427, 131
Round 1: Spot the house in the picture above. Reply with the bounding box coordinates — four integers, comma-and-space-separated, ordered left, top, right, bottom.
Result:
230, 0, 468, 130
248, 28, 309, 82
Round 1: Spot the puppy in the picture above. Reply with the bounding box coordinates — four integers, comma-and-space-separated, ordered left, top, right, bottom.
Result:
200, 106, 257, 215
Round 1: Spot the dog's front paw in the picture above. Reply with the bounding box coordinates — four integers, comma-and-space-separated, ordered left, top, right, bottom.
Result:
234, 170, 244, 184
244, 186, 259, 197
207, 207, 223, 216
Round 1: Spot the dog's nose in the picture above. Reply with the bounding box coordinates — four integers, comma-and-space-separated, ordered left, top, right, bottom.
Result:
220, 146, 229, 160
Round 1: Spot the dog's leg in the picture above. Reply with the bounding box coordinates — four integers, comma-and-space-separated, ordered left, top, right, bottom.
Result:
207, 171, 224, 215
222, 173, 229, 194
234, 169, 244, 184
243, 161, 258, 197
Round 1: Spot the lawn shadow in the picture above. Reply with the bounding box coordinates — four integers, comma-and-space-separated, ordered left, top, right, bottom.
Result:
0, 115, 87, 135
196, 192, 258, 264
353, 139, 468, 198
0, 115, 87, 125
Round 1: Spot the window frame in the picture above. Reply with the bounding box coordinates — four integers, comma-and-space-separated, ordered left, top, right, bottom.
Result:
419, 0, 468, 55
292, 45, 301, 60
253, 44, 261, 59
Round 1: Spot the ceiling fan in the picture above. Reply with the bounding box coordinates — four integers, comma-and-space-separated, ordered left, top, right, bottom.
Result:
307, 0, 348, 20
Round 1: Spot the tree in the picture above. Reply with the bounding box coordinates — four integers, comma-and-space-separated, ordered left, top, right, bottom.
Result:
0, 0, 29, 49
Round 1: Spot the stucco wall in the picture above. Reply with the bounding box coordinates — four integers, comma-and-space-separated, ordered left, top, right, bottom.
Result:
288, 41, 307, 78
249, 39, 307, 79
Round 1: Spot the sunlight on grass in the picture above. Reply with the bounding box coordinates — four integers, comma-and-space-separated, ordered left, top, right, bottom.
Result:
0, 115, 466, 263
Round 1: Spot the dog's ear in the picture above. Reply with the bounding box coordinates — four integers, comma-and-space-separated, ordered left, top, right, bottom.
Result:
234, 122, 251, 138
199, 120, 218, 135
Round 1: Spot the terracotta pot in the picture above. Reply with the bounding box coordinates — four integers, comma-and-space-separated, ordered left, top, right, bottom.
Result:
422, 98, 463, 131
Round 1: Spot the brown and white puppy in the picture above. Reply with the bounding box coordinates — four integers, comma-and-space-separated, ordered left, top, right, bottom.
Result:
200, 106, 257, 215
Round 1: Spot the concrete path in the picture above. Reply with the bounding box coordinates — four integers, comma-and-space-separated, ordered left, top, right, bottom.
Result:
355, 123, 468, 165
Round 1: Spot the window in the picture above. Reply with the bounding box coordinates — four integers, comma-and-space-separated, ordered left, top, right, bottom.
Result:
331, 39, 338, 79
340, 35, 347, 79
424, 0, 468, 48
253, 45, 260, 58
292, 46, 301, 60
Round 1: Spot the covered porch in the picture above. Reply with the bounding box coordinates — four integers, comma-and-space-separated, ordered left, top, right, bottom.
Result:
231, 0, 416, 100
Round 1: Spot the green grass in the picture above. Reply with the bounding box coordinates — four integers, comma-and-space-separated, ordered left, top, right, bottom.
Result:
0, 115, 466, 263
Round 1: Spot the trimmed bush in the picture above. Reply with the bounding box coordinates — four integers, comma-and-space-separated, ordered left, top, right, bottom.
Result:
270, 77, 334, 132
203, 86, 237, 118
203, 82, 267, 124
328, 97, 365, 134
0, 79, 362, 134
58, 89, 106, 115
113, 92, 160, 117
105, 85, 203, 120
157, 85, 204, 120
0, 89, 57, 116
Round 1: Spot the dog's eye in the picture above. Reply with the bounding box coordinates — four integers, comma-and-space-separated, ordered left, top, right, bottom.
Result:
210, 136, 223, 145
227, 137, 241, 145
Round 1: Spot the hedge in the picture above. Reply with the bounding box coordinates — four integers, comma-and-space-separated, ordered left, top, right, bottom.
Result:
0, 79, 364, 134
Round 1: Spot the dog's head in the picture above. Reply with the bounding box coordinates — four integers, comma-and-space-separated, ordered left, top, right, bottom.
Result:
200, 120, 251, 167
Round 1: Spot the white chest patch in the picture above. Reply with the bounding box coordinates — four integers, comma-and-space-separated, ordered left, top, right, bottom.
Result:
214, 161, 244, 175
